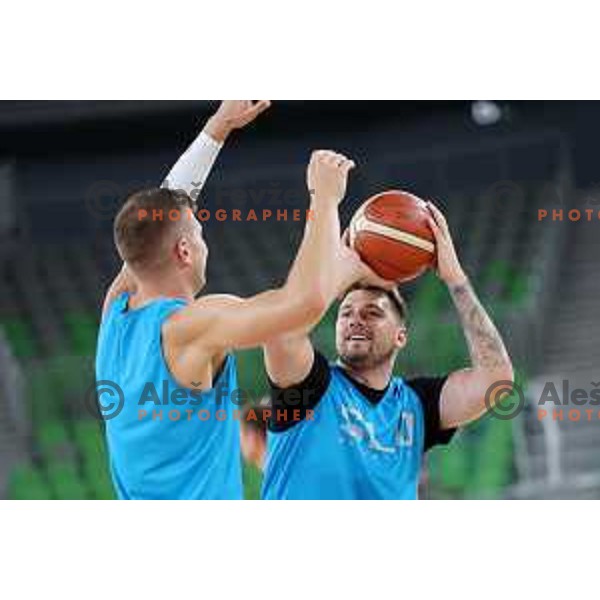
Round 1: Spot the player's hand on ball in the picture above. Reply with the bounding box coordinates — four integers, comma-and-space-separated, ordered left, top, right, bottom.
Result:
357, 264, 397, 290
206, 100, 271, 141
307, 150, 355, 205
339, 230, 396, 290
426, 202, 467, 287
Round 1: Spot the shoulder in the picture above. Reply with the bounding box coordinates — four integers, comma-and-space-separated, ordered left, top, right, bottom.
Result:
269, 350, 334, 432
404, 376, 449, 407
101, 291, 129, 323
192, 293, 243, 308
403, 375, 455, 451
163, 294, 243, 340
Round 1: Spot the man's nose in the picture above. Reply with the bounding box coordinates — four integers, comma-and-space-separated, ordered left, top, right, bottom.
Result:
348, 314, 365, 328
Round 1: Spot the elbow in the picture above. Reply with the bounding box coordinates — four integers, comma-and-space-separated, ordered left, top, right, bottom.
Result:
502, 355, 514, 384
313, 276, 331, 315
280, 272, 330, 331
489, 358, 514, 387
301, 287, 329, 322
308, 276, 332, 316
283, 284, 328, 329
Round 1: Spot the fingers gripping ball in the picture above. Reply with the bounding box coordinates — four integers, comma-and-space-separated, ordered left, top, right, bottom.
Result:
349, 190, 436, 283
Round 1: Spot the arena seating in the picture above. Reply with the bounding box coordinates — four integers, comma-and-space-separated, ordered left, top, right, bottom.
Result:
0, 157, 564, 498
508, 216, 600, 499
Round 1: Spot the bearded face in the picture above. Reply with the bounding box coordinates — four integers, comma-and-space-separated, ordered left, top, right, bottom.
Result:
336, 289, 407, 370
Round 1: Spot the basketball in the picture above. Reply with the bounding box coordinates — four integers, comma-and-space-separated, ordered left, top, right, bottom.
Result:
348, 190, 436, 283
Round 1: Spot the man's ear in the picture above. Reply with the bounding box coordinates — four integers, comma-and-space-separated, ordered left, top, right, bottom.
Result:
174, 237, 192, 265
396, 326, 408, 349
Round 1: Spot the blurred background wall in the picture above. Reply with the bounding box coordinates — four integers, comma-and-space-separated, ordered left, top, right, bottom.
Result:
1, 100, 599, 500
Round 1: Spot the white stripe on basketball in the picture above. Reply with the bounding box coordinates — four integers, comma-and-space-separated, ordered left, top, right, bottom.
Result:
352, 214, 435, 254
349, 200, 368, 247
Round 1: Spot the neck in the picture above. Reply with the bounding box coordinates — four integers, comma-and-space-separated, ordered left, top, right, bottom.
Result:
337, 357, 395, 390
132, 273, 196, 307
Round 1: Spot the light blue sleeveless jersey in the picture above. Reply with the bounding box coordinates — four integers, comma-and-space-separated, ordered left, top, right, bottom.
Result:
95, 292, 242, 500
262, 365, 427, 500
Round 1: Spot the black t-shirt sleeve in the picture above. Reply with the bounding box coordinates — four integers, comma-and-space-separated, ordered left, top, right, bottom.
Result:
268, 349, 331, 432
406, 375, 456, 452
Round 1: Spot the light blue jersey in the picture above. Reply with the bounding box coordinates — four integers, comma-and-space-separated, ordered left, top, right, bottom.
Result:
96, 292, 242, 500
262, 357, 451, 500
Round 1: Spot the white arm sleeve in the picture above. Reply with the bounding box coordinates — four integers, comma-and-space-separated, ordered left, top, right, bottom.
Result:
161, 131, 223, 200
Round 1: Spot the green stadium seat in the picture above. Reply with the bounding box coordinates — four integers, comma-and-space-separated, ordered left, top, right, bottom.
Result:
70, 419, 114, 499
427, 436, 470, 498
65, 312, 98, 357
8, 464, 53, 500
243, 461, 262, 500
432, 322, 465, 373
36, 355, 95, 420
439, 443, 470, 492
508, 271, 531, 306
46, 356, 75, 405
235, 348, 268, 404
38, 421, 75, 462
0, 319, 37, 358
82, 460, 115, 500
412, 273, 447, 321
29, 368, 63, 424
481, 260, 513, 301
73, 420, 105, 462
480, 261, 532, 316
46, 460, 88, 499
467, 419, 514, 498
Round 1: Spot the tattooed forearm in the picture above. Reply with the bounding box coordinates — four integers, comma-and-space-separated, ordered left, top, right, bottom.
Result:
448, 279, 511, 372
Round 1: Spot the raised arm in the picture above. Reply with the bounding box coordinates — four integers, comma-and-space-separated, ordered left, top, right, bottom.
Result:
102, 101, 270, 315
165, 151, 373, 386
426, 202, 514, 429
263, 218, 394, 389
262, 241, 382, 387
101, 264, 137, 315
162, 100, 270, 195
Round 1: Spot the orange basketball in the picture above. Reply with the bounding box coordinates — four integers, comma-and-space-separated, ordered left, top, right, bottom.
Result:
348, 190, 436, 283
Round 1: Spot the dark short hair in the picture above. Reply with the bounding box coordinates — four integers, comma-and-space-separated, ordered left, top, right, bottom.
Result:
340, 284, 408, 325
114, 187, 196, 271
